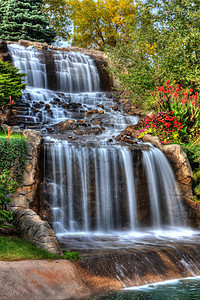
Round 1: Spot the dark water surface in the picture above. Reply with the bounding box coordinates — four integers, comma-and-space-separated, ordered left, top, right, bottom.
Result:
90, 277, 200, 300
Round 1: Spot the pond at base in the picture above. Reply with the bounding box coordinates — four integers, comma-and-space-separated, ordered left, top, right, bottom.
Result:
90, 277, 200, 299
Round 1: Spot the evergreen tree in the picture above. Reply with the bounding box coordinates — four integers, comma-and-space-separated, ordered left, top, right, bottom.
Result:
0, 0, 56, 44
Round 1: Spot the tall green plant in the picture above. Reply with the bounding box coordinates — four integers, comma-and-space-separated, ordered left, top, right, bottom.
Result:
0, 170, 18, 228
0, 61, 26, 107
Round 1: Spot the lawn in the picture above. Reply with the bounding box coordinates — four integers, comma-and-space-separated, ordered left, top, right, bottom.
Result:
0, 236, 80, 261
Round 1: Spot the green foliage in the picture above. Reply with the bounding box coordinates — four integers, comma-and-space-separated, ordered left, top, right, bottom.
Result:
150, 81, 200, 141
0, 137, 27, 182
42, 0, 71, 43
138, 112, 183, 144
182, 143, 200, 201
0, 236, 80, 261
144, 0, 200, 90
106, 41, 156, 110
0, 61, 26, 107
0, 130, 28, 140
106, 0, 200, 108
0, 171, 18, 228
66, 0, 137, 50
0, 0, 56, 44
63, 250, 80, 261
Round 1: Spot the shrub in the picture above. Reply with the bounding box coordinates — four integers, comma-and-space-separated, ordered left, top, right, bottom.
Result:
0, 170, 18, 228
138, 111, 183, 144
0, 61, 26, 108
151, 81, 200, 141
182, 143, 200, 201
0, 137, 27, 183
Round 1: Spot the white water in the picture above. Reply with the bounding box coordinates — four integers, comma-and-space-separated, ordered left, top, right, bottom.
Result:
9, 44, 190, 249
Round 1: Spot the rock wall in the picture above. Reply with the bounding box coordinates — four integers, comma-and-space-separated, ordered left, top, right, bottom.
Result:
10, 128, 62, 254
0, 39, 11, 62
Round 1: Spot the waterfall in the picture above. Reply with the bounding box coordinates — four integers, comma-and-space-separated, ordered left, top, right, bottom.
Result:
43, 141, 186, 236
9, 43, 100, 92
8, 43, 188, 248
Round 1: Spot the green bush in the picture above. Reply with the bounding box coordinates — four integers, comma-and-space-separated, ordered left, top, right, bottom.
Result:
0, 137, 27, 183
0, 61, 26, 107
182, 143, 200, 201
0, 170, 18, 228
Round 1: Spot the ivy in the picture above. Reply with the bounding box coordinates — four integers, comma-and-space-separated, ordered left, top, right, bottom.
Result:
0, 138, 27, 183
0, 171, 18, 228
182, 143, 200, 201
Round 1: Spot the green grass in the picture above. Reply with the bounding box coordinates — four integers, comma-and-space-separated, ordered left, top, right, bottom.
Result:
0, 130, 28, 140
0, 236, 80, 261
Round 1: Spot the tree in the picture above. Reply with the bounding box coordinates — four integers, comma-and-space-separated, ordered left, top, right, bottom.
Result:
66, 0, 137, 50
0, 0, 56, 44
106, 0, 200, 109
0, 61, 26, 107
145, 0, 200, 90
42, 0, 71, 42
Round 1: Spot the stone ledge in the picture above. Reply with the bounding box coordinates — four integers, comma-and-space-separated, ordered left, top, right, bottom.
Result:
9, 128, 62, 254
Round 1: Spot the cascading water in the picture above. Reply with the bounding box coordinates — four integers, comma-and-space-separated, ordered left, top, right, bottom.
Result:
8, 43, 187, 238
8, 43, 200, 290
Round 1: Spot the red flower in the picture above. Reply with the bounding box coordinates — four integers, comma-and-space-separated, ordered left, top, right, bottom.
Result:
189, 89, 193, 93
166, 80, 170, 86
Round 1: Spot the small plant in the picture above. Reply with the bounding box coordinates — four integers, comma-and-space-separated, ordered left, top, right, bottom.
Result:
0, 170, 18, 228
138, 111, 183, 144
182, 143, 200, 201
4, 126, 13, 140
150, 81, 200, 141
1, 96, 15, 111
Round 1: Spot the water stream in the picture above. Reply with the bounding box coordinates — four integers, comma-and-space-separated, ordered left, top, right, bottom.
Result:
8, 43, 200, 289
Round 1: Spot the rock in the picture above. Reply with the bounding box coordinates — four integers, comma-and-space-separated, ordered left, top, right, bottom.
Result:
12, 126, 21, 133
33, 42, 48, 50
86, 110, 93, 115
92, 120, 102, 125
142, 134, 163, 151
56, 119, 75, 130
1, 124, 8, 131
112, 106, 118, 111
10, 129, 62, 254
45, 104, 51, 109
0, 39, 8, 53
98, 110, 104, 114
0, 52, 11, 62
97, 104, 104, 108
163, 144, 193, 198
18, 39, 33, 47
